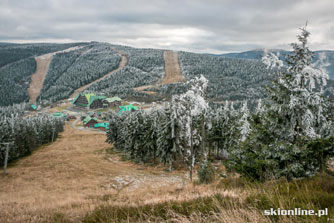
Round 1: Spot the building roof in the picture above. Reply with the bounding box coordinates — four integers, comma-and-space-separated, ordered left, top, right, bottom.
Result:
87, 95, 107, 107
105, 97, 122, 103
72, 94, 81, 104
94, 122, 109, 130
72, 93, 106, 107
83, 116, 98, 125
31, 104, 37, 110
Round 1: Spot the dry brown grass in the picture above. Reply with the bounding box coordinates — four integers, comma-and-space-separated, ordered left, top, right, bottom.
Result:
0, 122, 190, 222
2, 121, 330, 222
161, 51, 184, 84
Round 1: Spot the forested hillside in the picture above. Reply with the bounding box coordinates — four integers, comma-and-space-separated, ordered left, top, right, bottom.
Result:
1, 42, 334, 106
0, 42, 89, 106
151, 52, 276, 101
157, 51, 334, 101
86, 45, 165, 99
0, 42, 87, 68
38, 43, 121, 102
0, 58, 36, 106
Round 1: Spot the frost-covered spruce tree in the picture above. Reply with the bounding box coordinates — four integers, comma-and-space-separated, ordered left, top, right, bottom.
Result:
227, 25, 334, 180
238, 101, 251, 142
206, 101, 239, 160
156, 105, 178, 170
171, 75, 208, 181
263, 27, 330, 140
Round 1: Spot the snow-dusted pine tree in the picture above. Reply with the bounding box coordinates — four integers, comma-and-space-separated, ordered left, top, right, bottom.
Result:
171, 75, 208, 181
263, 26, 330, 140
238, 101, 251, 142
227, 25, 334, 180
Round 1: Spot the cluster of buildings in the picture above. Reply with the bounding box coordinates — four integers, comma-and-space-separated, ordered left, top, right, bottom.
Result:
72, 93, 139, 131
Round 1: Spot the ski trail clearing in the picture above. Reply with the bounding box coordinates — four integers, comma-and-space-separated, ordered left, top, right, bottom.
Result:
134, 50, 184, 95
70, 50, 128, 99
27, 46, 84, 104
161, 51, 184, 84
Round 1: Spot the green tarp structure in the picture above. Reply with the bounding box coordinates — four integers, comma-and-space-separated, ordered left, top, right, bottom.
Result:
118, 104, 139, 115
94, 122, 109, 130
31, 104, 37, 110
51, 112, 67, 118
83, 116, 98, 125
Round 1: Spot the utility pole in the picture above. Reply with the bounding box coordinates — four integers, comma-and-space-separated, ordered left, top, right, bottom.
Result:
1, 142, 13, 175
52, 127, 55, 142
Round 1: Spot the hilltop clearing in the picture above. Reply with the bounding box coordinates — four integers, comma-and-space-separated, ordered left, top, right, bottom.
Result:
162, 51, 184, 84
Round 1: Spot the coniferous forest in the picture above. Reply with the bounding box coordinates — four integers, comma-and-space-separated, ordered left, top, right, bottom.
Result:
106, 27, 334, 181
0, 106, 65, 164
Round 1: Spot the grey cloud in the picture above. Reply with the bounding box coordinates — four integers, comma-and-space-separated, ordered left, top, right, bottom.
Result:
0, 0, 334, 53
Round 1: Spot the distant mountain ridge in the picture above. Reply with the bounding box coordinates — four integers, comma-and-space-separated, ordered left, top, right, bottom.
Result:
1, 42, 334, 107
219, 49, 334, 79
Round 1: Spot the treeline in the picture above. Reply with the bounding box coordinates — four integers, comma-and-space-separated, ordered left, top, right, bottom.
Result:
0, 58, 36, 106
38, 43, 121, 102
0, 114, 65, 164
106, 75, 247, 180
0, 103, 28, 118
106, 99, 242, 168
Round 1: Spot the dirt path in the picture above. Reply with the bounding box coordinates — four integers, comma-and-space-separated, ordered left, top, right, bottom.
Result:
70, 50, 128, 99
0, 122, 184, 222
161, 51, 184, 84
27, 46, 84, 104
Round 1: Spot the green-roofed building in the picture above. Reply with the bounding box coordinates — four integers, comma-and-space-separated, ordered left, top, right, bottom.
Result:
94, 122, 109, 131
72, 93, 106, 109
83, 116, 98, 128
103, 96, 122, 107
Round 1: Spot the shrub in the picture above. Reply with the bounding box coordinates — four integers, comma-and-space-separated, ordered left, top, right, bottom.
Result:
198, 160, 215, 184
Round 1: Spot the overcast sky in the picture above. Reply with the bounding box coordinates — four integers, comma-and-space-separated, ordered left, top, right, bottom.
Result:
1, 0, 334, 54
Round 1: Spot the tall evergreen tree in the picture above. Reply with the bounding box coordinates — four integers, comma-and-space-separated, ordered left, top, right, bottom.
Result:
227, 25, 334, 180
